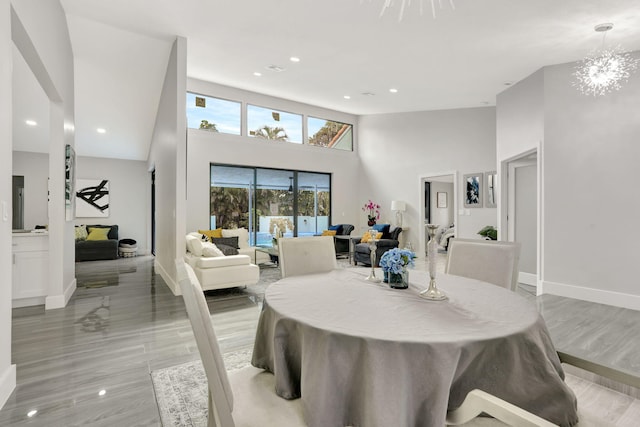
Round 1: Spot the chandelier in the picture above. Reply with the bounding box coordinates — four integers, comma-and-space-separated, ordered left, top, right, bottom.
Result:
573, 23, 639, 96
376, 0, 455, 21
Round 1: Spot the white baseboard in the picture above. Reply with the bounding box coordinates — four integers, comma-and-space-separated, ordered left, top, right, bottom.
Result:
155, 259, 179, 296
542, 280, 640, 311
12, 296, 45, 308
518, 272, 537, 286
45, 277, 77, 310
0, 364, 16, 410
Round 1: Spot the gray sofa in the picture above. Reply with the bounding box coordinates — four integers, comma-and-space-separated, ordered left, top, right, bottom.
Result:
76, 225, 119, 262
352, 226, 402, 267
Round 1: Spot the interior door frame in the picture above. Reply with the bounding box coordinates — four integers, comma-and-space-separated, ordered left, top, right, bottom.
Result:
419, 171, 458, 258
500, 147, 542, 293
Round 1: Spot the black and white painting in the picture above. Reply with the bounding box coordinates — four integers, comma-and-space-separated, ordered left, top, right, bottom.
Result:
76, 179, 110, 217
463, 173, 482, 208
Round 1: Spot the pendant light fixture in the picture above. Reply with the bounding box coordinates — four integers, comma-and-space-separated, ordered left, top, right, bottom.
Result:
573, 23, 638, 96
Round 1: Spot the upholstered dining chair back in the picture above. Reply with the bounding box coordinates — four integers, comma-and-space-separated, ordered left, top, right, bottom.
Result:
278, 236, 338, 278
176, 259, 305, 427
446, 389, 555, 426
445, 238, 521, 291
176, 260, 235, 426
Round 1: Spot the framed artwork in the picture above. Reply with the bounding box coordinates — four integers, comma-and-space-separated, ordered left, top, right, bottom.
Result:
65, 145, 75, 221
485, 171, 497, 208
76, 179, 110, 217
437, 192, 447, 208
463, 173, 483, 208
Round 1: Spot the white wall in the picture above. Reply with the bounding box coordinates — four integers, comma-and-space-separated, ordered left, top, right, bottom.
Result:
12, 151, 48, 230
358, 107, 497, 257
74, 156, 150, 254
0, 0, 16, 410
541, 55, 640, 309
496, 54, 640, 310
186, 79, 361, 236
12, 0, 76, 311
147, 37, 186, 294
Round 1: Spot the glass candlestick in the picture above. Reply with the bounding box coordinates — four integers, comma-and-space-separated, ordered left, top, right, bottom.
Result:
365, 229, 381, 283
420, 224, 447, 301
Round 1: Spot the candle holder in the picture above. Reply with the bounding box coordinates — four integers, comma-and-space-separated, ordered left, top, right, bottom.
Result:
420, 224, 447, 301
365, 229, 381, 283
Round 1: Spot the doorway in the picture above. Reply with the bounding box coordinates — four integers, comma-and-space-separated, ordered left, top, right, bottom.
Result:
503, 150, 539, 288
420, 172, 457, 257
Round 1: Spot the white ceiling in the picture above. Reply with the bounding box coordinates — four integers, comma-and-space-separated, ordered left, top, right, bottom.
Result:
14, 0, 640, 161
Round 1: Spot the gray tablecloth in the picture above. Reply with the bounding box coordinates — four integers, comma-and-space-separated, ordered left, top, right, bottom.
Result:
252, 268, 578, 427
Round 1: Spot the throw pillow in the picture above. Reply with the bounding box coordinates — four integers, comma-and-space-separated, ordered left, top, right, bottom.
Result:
198, 228, 223, 241
202, 242, 224, 257
321, 230, 337, 236
185, 235, 204, 256
75, 225, 88, 241
221, 228, 250, 249
360, 231, 382, 243
211, 236, 239, 249
328, 224, 343, 234
215, 243, 239, 256
86, 227, 110, 241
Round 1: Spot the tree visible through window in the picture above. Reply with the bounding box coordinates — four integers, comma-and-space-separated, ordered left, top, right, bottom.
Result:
308, 117, 353, 151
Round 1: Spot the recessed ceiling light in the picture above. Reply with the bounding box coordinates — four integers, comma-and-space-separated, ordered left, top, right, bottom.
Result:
253, 72, 262, 77
98, 389, 106, 396
97, 128, 106, 134
343, 95, 351, 100
27, 410, 37, 417
25, 120, 37, 126
389, 88, 398, 93
289, 57, 300, 63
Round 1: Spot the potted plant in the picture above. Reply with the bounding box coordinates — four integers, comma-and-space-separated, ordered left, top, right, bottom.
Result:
477, 225, 497, 240
379, 248, 416, 289
362, 199, 380, 226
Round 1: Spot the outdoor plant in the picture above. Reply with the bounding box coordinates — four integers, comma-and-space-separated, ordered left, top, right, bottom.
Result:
269, 217, 294, 236
362, 199, 380, 224
379, 248, 416, 274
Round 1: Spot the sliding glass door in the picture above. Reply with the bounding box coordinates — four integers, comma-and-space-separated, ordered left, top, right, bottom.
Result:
210, 165, 331, 247
297, 172, 330, 236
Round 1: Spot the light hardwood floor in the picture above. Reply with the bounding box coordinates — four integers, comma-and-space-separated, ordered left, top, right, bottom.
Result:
1, 254, 639, 426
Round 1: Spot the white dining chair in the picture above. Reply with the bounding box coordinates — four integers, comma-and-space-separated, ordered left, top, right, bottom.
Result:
446, 389, 556, 426
278, 236, 338, 278
445, 238, 521, 291
175, 259, 305, 427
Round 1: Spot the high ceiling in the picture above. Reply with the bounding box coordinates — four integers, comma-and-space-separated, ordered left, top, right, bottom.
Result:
13, 0, 640, 160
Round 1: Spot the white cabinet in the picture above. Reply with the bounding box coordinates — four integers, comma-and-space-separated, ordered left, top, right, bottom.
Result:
12, 233, 49, 307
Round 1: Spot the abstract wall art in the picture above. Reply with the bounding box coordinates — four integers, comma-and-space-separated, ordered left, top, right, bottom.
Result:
76, 179, 110, 218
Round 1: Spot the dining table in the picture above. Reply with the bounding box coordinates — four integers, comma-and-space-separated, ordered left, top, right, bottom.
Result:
251, 268, 578, 427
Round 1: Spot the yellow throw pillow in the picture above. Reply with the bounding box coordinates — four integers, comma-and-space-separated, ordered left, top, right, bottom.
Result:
86, 227, 110, 241
198, 228, 223, 241
321, 230, 337, 236
360, 232, 382, 243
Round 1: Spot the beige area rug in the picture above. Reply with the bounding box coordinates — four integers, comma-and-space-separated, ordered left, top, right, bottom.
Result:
151, 349, 253, 427
152, 352, 625, 427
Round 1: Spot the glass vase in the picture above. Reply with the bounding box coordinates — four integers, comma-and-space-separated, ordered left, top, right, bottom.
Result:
388, 266, 409, 289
